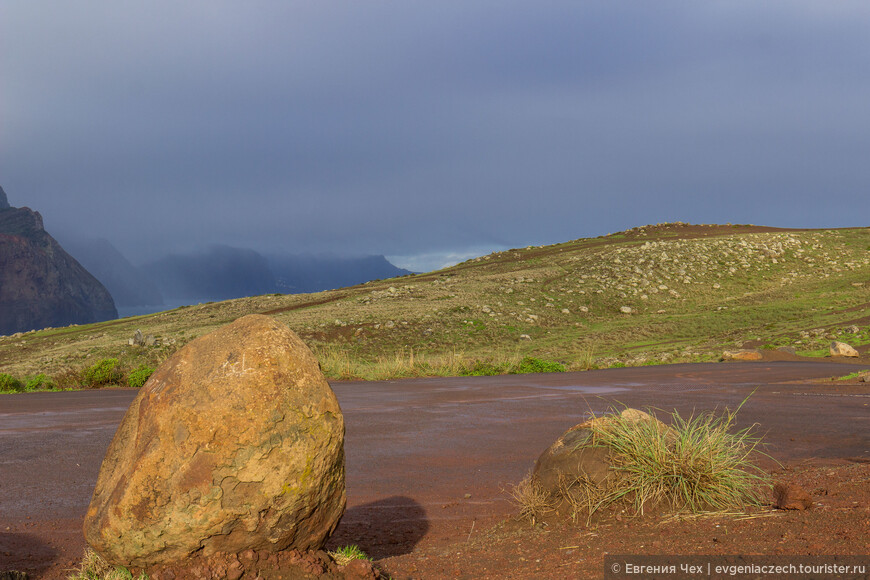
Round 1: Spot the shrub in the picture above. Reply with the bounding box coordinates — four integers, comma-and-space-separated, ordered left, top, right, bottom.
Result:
513, 357, 566, 374
127, 365, 156, 388
26, 373, 57, 391
81, 358, 122, 388
459, 361, 507, 376
53, 367, 83, 389
0, 373, 24, 393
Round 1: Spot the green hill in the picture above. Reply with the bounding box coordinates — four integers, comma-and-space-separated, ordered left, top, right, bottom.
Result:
1, 223, 868, 384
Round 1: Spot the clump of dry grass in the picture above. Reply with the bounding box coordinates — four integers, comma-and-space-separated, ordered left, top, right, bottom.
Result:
67, 549, 148, 580
506, 474, 557, 525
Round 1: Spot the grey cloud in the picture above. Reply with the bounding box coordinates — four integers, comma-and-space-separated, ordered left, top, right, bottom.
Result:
2, 1, 868, 268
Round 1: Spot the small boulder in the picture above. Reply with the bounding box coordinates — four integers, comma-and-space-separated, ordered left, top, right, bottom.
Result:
84, 314, 346, 567
772, 482, 813, 510
830, 341, 859, 357
533, 409, 666, 494
721, 349, 763, 362
775, 346, 797, 355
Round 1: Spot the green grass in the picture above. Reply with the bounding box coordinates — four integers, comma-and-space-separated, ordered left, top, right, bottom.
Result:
1, 224, 867, 382
836, 370, 869, 381
328, 545, 372, 566
127, 365, 156, 388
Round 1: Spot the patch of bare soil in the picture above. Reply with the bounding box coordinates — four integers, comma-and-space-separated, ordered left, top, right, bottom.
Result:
376, 461, 870, 580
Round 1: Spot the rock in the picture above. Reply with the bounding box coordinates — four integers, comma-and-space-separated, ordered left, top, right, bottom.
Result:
533, 409, 666, 494
721, 349, 763, 361
519, 334, 531, 341
830, 341, 859, 357
344, 558, 378, 579
846, 325, 860, 334
772, 482, 813, 510
619, 306, 632, 314
83, 314, 346, 567
0, 185, 10, 209
776, 346, 797, 355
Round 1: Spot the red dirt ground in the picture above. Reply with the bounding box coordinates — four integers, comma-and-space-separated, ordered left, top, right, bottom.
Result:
1, 360, 868, 579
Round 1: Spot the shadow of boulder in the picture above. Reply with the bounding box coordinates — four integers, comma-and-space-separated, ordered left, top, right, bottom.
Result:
0, 532, 59, 578
325, 496, 429, 559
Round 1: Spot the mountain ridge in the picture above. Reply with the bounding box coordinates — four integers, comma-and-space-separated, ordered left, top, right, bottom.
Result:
0, 191, 117, 335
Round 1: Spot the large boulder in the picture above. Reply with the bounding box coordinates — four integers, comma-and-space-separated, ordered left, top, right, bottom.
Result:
83, 314, 345, 567
830, 341, 859, 357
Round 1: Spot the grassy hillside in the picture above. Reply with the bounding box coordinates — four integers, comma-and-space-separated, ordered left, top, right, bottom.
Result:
1, 223, 868, 384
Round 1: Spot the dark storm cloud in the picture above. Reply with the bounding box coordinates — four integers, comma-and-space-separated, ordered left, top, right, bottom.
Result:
2, 2, 869, 270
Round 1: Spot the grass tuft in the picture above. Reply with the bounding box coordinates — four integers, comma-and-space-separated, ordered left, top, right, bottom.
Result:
68, 549, 148, 580
506, 474, 557, 525
586, 401, 769, 516
328, 544, 372, 567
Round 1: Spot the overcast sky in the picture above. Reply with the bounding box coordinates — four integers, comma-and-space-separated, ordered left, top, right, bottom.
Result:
3, 2, 869, 271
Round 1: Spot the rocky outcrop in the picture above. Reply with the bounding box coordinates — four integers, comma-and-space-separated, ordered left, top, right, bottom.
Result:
84, 315, 346, 568
721, 349, 763, 362
829, 341, 859, 357
0, 191, 117, 335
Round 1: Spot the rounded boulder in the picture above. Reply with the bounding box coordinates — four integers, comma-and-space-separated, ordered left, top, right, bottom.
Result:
83, 314, 345, 567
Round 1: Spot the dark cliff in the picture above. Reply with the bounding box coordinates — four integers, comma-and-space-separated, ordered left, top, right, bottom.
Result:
0, 191, 118, 334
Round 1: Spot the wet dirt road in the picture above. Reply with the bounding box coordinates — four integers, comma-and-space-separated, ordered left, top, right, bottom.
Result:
1, 362, 868, 575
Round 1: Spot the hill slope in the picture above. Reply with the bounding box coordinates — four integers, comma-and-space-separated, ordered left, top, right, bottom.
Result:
0, 223, 868, 380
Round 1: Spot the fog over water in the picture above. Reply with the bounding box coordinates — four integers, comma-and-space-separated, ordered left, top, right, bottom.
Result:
3, 2, 870, 273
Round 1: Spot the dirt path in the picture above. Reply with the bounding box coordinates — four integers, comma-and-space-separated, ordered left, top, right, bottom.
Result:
1, 362, 867, 577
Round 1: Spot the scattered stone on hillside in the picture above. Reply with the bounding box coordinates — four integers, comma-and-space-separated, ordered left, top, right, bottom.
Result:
776, 346, 797, 355
845, 325, 860, 334
721, 349, 763, 362
773, 482, 813, 511
84, 314, 346, 568
830, 341, 859, 357
519, 334, 531, 341
619, 306, 633, 314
